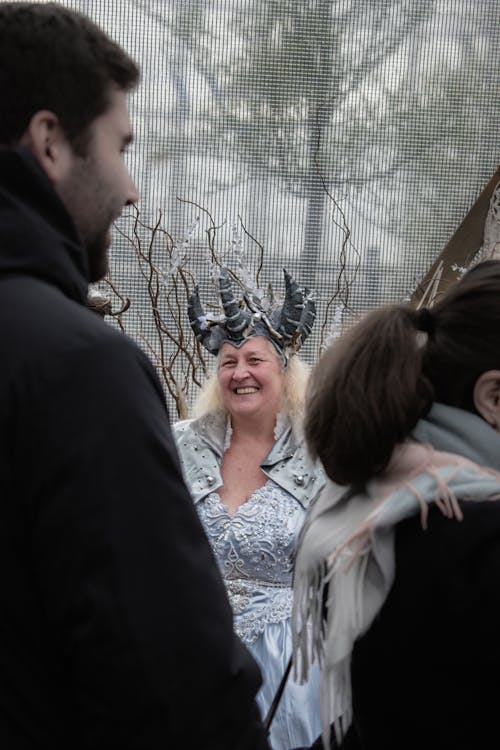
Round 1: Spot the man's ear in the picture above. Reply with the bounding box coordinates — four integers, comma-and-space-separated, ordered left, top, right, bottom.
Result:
473, 370, 500, 430
18, 110, 72, 182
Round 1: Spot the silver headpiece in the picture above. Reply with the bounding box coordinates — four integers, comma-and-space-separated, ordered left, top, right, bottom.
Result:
188, 267, 316, 358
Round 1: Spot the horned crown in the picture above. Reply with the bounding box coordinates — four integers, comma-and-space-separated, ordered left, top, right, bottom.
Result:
188, 268, 316, 357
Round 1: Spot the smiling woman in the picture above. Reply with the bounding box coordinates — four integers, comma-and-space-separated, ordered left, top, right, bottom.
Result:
173, 269, 325, 750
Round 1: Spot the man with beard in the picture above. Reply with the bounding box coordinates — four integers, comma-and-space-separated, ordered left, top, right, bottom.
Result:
0, 4, 272, 749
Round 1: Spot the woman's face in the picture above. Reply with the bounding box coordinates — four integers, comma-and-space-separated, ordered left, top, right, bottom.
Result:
218, 337, 285, 421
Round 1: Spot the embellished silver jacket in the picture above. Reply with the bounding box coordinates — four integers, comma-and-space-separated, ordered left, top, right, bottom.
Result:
173, 411, 325, 509
173, 411, 326, 648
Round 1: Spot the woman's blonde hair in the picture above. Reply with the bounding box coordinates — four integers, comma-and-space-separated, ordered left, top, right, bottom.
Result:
192, 339, 310, 422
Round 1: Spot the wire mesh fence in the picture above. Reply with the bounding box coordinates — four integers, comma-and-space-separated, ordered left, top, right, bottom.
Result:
57, 0, 499, 416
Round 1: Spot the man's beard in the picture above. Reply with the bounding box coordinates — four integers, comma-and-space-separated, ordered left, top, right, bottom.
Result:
55, 150, 115, 283
84, 226, 111, 282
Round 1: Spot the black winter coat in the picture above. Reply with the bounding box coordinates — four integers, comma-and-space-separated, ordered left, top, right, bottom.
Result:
321, 499, 500, 750
0, 147, 271, 750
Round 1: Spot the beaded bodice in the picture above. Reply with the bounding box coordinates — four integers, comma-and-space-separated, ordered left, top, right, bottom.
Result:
197, 479, 306, 644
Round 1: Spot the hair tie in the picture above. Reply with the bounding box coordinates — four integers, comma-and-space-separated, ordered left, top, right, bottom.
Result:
417, 307, 435, 335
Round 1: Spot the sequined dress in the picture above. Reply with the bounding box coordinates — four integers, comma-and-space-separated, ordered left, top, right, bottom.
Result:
197, 478, 322, 750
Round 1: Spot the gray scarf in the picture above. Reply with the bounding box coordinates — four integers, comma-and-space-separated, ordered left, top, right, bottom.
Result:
292, 404, 500, 747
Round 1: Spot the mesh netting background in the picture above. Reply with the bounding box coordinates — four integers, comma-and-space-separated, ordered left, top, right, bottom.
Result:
58, 0, 499, 417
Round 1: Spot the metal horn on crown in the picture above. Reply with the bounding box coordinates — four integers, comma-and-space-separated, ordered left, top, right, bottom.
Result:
187, 269, 252, 355
218, 268, 251, 340
275, 269, 316, 349
297, 288, 316, 346
187, 285, 226, 354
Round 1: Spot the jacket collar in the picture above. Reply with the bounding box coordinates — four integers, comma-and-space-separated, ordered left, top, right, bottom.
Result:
185, 410, 302, 465
176, 410, 323, 510
0, 146, 89, 304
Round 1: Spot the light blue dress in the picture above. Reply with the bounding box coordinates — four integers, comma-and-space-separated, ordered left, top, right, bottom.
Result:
197, 478, 322, 750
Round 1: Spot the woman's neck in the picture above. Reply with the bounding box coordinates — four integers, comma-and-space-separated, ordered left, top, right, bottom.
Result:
230, 412, 277, 443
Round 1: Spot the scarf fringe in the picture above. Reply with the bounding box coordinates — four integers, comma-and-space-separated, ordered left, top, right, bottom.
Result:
292, 561, 327, 683
293, 446, 500, 747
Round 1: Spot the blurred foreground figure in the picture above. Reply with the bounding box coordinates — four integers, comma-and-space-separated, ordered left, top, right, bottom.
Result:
0, 4, 271, 748
294, 260, 500, 750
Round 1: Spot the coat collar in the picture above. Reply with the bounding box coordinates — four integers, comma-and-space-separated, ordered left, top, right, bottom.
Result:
179, 410, 303, 464
0, 146, 89, 304
174, 411, 324, 509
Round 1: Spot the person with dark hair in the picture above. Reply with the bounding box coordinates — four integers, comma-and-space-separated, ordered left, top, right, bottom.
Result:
292, 260, 500, 750
0, 4, 272, 748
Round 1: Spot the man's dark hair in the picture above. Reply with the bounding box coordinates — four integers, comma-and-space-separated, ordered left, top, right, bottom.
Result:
0, 2, 140, 154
